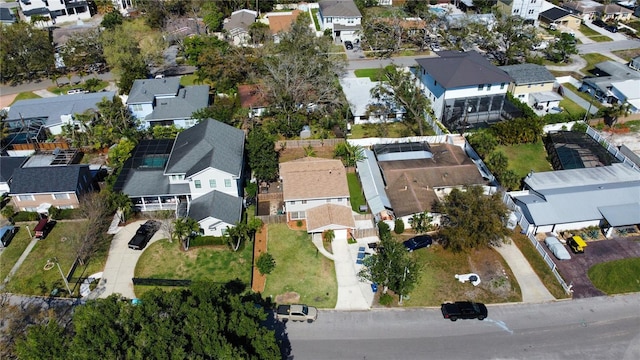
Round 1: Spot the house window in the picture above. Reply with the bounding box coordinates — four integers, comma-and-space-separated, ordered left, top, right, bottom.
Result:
487, 84, 492, 91
514, 9, 519, 14
17, 195, 35, 201
528, 9, 535, 15
290, 211, 305, 220
131, 104, 143, 112
302, 200, 307, 204
500, 83, 505, 89
59, 205, 74, 210
209, 179, 216, 188
327, 17, 332, 23
53, 193, 70, 200
531, 0, 536, 3
434, 80, 437, 86
224, 179, 231, 187
348, 18, 354, 24
194, 180, 201, 189
478, 84, 484, 90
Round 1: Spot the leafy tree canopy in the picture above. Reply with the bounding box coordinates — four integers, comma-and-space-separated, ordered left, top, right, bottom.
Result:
246, 126, 279, 182
434, 186, 510, 252
17, 283, 282, 359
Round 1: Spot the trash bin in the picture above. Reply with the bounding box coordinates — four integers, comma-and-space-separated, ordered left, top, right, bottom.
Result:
371, 283, 378, 293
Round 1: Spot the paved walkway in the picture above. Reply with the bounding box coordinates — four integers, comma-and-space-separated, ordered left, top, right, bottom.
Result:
545, 54, 587, 73
493, 239, 555, 303
331, 235, 373, 310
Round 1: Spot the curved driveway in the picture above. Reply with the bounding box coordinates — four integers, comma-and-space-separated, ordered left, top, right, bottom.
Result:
91, 220, 164, 300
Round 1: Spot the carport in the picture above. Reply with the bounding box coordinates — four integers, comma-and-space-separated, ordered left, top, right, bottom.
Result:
598, 203, 640, 237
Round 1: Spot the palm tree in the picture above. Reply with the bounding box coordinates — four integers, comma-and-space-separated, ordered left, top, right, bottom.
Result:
603, 102, 631, 127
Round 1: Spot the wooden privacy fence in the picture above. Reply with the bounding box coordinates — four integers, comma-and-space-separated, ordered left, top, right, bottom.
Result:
256, 215, 286, 224
275, 138, 345, 149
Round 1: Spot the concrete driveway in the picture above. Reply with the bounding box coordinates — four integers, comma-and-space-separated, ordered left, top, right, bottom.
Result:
91, 220, 164, 300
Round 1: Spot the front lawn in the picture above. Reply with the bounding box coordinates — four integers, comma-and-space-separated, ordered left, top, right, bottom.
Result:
10, 92, 41, 104
403, 242, 521, 306
581, 53, 612, 74
563, 83, 603, 111
134, 236, 252, 296
354, 68, 385, 81
347, 172, 365, 212
0, 224, 35, 281
3, 220, 107, 297
263, 224, 337, 308
496, 142, 553, 179
559, 98, 587, 118
588, 257, 640, 294
180, 74, 198, 86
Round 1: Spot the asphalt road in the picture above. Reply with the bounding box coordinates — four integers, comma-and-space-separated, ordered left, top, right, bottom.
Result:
577, 39, 640, 54
284, 293, 640, 360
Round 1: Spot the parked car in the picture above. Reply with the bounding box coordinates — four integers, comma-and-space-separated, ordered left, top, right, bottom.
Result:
604, 25, 618, 33
441, 301, 487, 321
67, 88, 88, 95
430, 43, 441, 51
592, 19, 606, 28
567, 235, 587, 254
344, 40, 354, 50
403, 235, 433, 252
276, 304, 318, 323
40, 220, 57, 240
128, 220, 160, 250
544, 236, 571, 260
34, 218, 49, 239
0, 225, 16, 247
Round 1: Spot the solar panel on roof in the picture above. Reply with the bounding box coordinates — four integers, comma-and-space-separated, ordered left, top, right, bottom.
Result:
112, 139, 174, 192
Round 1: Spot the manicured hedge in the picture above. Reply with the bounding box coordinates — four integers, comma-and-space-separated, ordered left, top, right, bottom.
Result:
189, 235, 226, 247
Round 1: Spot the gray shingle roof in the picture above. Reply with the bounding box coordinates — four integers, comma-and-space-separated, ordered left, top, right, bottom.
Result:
120, 169, 190, 197
319, 0, 362, 18
145, 86, 210, 121
223, 9, 257, 32
499, 64, 556, 85
127, 77, 181, 104
6, 92, 116, 128
9, 165, 89, 194
415, 51, 512, 89
0, 156, 27, 183
165, 119, 245, 177
595, 61, 640, 79
188, 190, 243, 224
539, 7, 573, 21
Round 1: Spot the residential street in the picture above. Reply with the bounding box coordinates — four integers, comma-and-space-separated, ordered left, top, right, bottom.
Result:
284, 293, 640, 360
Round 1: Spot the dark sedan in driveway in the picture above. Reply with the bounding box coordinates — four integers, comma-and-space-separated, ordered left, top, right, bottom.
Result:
403, 235, 433, 252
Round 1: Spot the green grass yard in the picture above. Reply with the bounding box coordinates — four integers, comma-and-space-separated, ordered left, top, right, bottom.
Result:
180, 74, 198, 86
354, 68, 386, 81
581, 53, 612, 74
263, 224, 337, 308
0, 223, 35, 281
588, 258, 640, 295
496, 142, 553, 179
559, 98, 587, 118
347, 172, 365, 212
10, 92, 41, 104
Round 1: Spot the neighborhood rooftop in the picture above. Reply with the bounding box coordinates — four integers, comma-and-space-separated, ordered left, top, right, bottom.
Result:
279, 157, 350, 201
499, 64, 556, 85
415, 51, 512, 89
9, 165, 90, 195
318, 0, 362, 17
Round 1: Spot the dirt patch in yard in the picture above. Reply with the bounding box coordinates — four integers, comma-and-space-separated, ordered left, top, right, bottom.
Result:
278, 145, 336, 163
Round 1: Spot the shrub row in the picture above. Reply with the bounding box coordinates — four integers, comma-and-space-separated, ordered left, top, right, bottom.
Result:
190, 235, 226, 247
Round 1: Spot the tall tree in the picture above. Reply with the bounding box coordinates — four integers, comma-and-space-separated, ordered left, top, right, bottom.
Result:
433, 186, 511, 252
246, 126, 279, 182
59, 29, 105, 72
371, 65, 434, 136
0, 22, 55, 83
546, 33, 578, 63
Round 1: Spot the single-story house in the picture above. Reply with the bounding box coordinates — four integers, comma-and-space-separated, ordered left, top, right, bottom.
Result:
223, 9, 257, 46
279, 157, 355, 236
509, 163, 640, 236
265, 9, 301, 43
610, 79, 640, 114
538, 7, 581, 30
561, 0, 602, 21
339, 77, 404, 124
628, 56, 640, 72
579, 61, 640, 104
187, 190, 243, 237
238, 84, 269, 118
500, 64, 562, 114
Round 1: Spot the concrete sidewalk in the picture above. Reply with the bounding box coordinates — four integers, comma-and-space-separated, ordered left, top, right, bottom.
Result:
493, 239, 555, 303
0, 236, 39, 291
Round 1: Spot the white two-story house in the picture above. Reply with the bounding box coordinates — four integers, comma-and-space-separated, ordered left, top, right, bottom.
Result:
279, 157, 355, 237
497, 0, 544, 24
115, 119, 245, 236
318, 0, 362, 42
19, 0, 91, 26
127, 76, 210, 129
414, 51, 513, 131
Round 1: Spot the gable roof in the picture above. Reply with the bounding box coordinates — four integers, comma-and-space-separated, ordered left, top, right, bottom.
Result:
6, 92, 116, 127
9, 165, 89, 194
306, 204, 356, 232
279, 157, 349, 201
376, 143, 486, 217
0, 7, 16, 23
539, 7, 574, 21
188, 190, 243, 224
499, 64, 556, 85
164, 119, 245, 177
595, 60, 640, 79
144, 85, 210, 121
415, 51, 512, 89
223, 9, 257, 32
562, 0, 601, 13
0, 156, 27, 183
267, 10, 301, 34
127, 77, 181, 104
602, 4, 633, 14
318, 0, 362, 18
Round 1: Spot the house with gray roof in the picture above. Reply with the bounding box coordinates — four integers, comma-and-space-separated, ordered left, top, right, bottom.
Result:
538, 7, 581, 30
318, 0, 362, 42
127, 76, 210, 129
5, 91, 116, 137
579, 61, 640, 104
0, 7, 17, 24
223, 9, 257, 46
414, 51, 513, 131
19, 0, 91, 28
9, 165, 95, 212
188, 191, 244, 236
500, 64, 562, 115
0, 156, 28, 195
114, 119, 246, 236
509, 163, 640, 236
